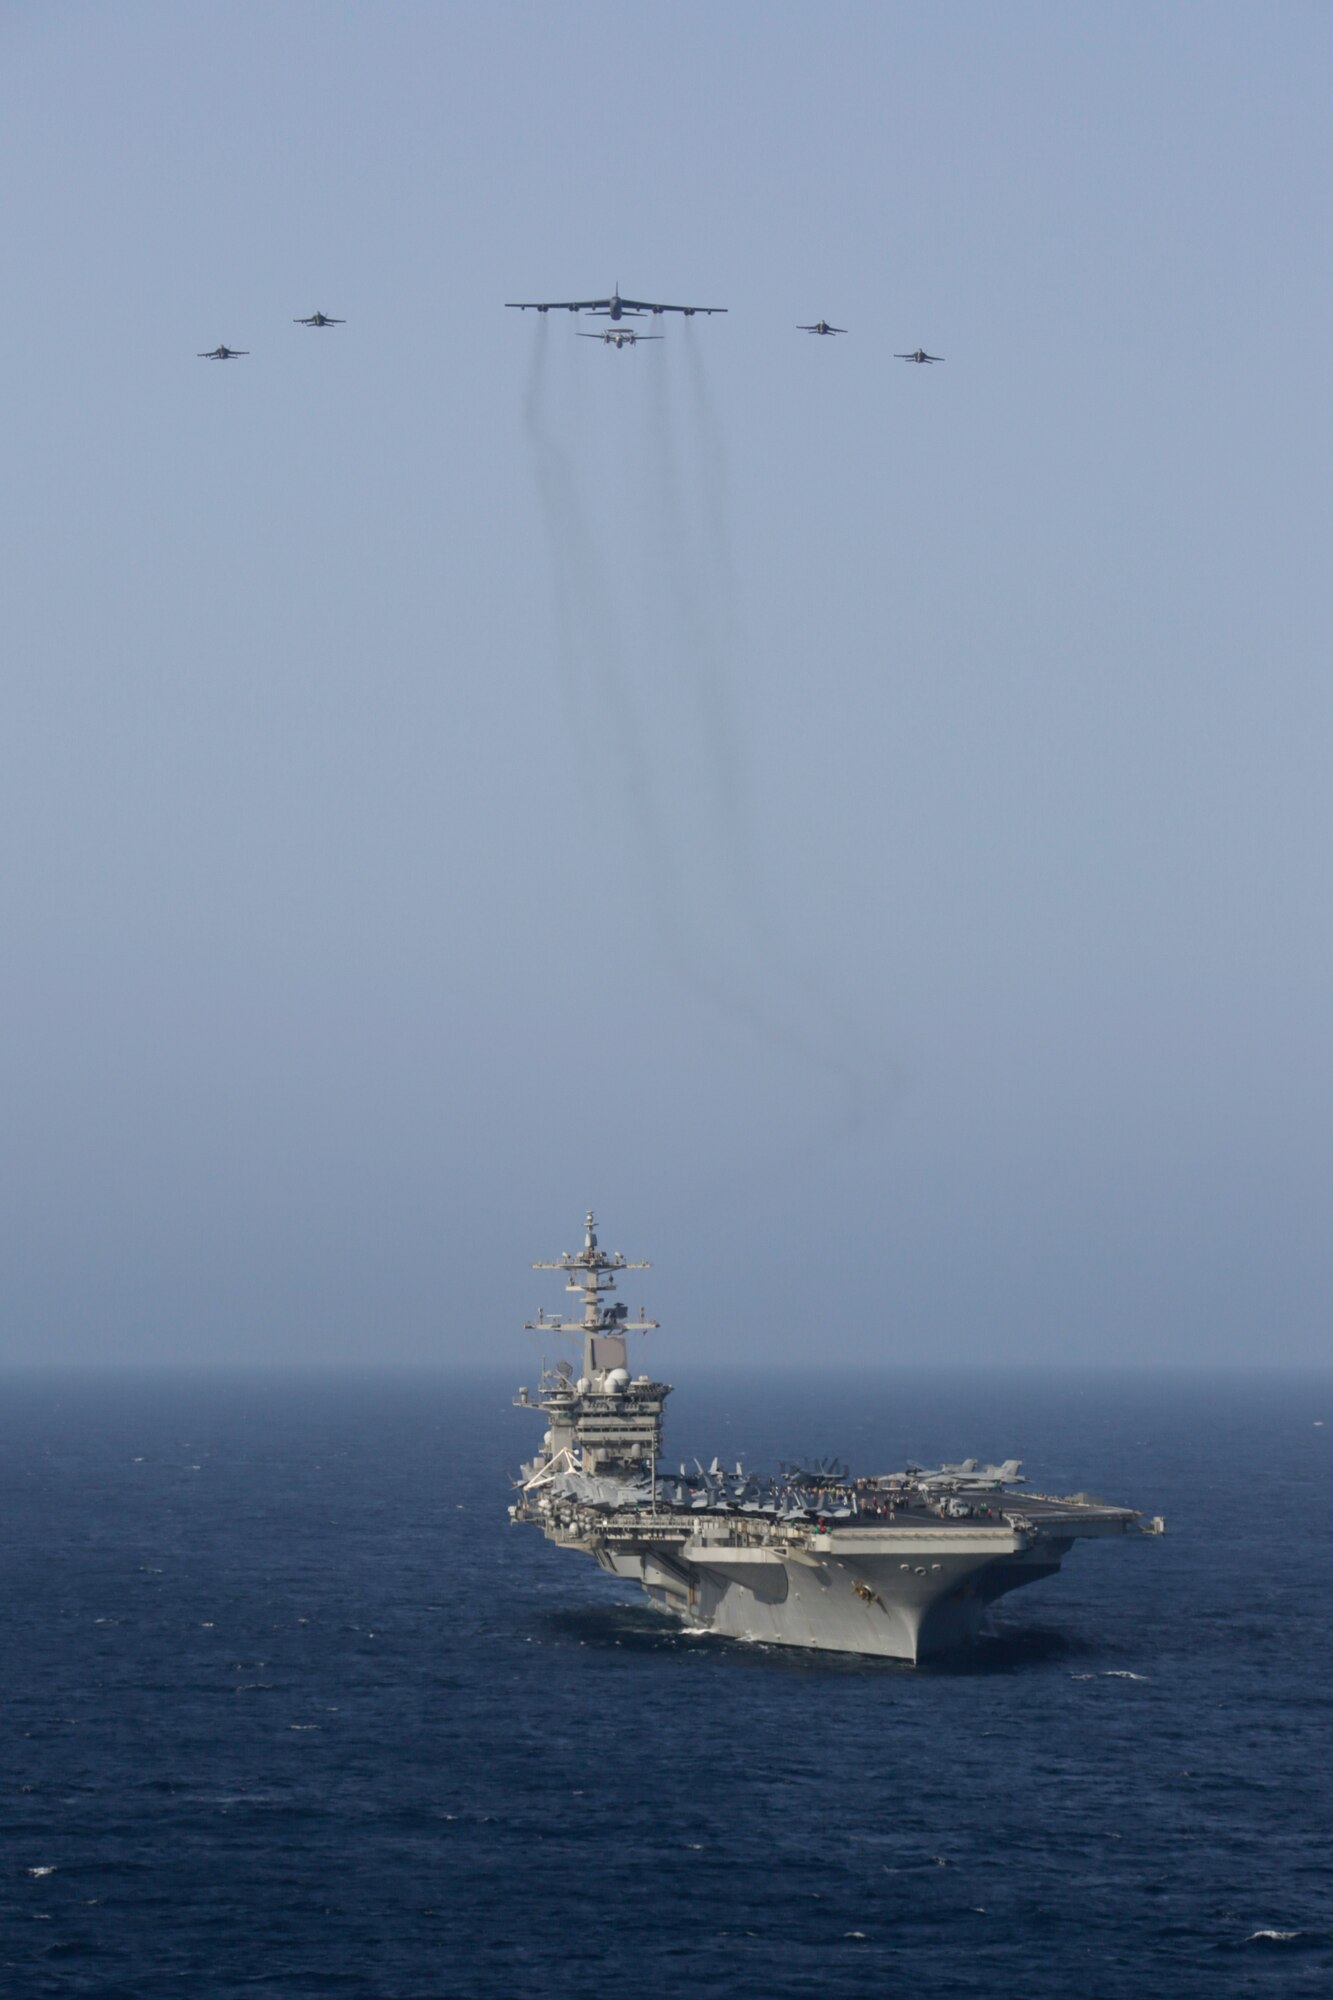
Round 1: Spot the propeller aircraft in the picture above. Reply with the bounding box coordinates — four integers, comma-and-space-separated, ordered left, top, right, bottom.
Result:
577, 328, 663, 348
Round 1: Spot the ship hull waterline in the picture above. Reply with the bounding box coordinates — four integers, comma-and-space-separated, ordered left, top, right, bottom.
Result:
589, 1524, 1090, 1664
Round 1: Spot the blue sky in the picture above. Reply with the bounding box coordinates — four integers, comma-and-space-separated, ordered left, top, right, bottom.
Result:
2, 2, 1331, 1366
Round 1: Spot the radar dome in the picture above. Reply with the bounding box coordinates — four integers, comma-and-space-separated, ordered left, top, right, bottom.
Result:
604, 1368, 631, 1393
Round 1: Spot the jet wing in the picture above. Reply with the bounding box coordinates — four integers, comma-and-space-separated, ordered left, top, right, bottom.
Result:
619, 297, 725, 315
505, 297, 613, 312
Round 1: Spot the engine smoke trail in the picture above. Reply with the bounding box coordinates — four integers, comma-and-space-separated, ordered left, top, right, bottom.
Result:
523, 323, 634, 746
521, 325, 887, 1128
671, 330, 882, 1120
646, 338, 745, 835
522, 324, 705, 986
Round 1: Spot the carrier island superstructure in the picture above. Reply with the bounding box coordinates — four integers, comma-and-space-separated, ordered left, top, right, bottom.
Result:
511, 1215, 1161, 1663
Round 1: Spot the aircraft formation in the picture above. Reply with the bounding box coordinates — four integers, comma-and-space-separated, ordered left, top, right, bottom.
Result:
503, 283, 941, 357
196, 286, 944, 361
197, 314, 344, 357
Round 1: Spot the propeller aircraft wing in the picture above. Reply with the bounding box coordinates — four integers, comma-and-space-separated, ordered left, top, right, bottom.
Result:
577, 329, 665, 344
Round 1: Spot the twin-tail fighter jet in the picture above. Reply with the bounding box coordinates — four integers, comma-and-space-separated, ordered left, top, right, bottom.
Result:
799, 320, 846, 336
198, 345, 248, 360
506, 283, 725, 320
294, 311, 345, 327
577, 328, 663, 349
896, 348, 943, 364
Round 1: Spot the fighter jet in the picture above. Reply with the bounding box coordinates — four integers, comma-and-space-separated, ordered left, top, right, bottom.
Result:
799, 320, 846, 336
506, 283, 724, 320
198, 345, 249, 360
895, 348, 944, 364
577, 328, 663, 348
294, 312, 345, 327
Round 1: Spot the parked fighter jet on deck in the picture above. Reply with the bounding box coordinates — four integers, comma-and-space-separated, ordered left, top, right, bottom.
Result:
198, 345, 248, 360
577, 328, 663, 348
294, 312, 345, 327
896, 349, 943, 364
799, 321, 846, 336
506, 284, 724, 320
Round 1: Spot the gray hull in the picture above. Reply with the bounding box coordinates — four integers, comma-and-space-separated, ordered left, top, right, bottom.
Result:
594, 1510, 1123, 1663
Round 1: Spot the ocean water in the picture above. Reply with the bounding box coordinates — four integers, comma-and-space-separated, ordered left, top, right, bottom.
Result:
2, 1366, 1330, 1999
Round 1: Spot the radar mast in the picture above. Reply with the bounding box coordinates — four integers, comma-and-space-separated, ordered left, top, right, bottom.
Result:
515, 1212, 669, 1481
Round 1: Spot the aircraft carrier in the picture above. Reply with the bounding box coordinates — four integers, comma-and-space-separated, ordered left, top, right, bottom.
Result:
511, 1215, 1163, 1663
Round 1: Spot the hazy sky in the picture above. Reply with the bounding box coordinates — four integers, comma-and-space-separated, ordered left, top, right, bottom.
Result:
3, 2, 1331, 1369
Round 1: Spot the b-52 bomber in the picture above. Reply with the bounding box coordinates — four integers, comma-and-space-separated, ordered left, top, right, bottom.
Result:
896, 348, 944, 364
506, 284, 724, 320
577, 328, 663, 349
294, 311, 345, 327
799, 320, 846, 336
198, 345, 248, 360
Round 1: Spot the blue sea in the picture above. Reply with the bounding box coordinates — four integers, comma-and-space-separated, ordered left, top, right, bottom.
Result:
3, 1367, 1330, 1999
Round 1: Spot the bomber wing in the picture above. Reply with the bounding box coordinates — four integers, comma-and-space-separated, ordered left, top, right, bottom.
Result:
506, 296, 615, 313
618, 296, 725, 316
